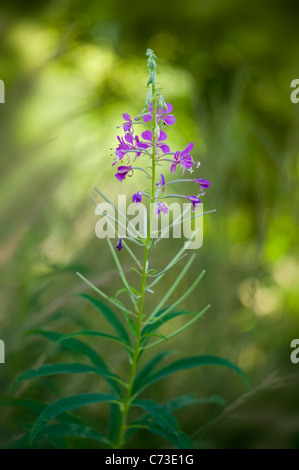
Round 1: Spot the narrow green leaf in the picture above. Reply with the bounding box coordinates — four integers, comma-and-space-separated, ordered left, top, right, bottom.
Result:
106, 237, 138, 308
109, 403, 122, 444
148, 244, 189, 289
148, 270, 206, 325
31, 393, 118, 445
34, 423, 111, 446
115, 288, 127, 298
27, 330, 107, 369
133, 351, 174, 395
12, 363, 125, 392
155, 208, 216, 244
144, 305, 210, 349
0, 397, 45, 414
57, 330, 132, 353
134, 355, 249, 395
148, 254, 187, 280
129, 267, 143, 277
166, 394, 226, 412
133, 399, 193, 449
76, 272, 135, 318
25, 330, 121, 395
80, 294, 131, 345
91, 194, 143, 246
127, 317, 137, 337
141, 310, 194, 344
149, 254, 197, 320
0, 397, 105, 436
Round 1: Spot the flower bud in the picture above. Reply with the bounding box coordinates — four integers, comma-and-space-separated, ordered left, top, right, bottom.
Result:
157, 92, 167, 111
134, 108, 147, 121
154, 124, 160, 140
145, 90, 152, 107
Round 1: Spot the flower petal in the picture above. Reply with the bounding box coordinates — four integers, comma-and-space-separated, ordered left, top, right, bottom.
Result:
123, 123, 132, 132
184, 141, 194, 154
159, 144, 170, 153
143, 114, 153, 123
157, 130, 168, 142
162, 115, 175, 125
138, 141, 150, 149
194, 178, 210, 189
125, 133, 134, 144
170, 163, 177, 174
141, 130, 153, 142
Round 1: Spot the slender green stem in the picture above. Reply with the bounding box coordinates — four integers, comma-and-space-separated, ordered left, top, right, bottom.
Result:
114, 87, 157, 449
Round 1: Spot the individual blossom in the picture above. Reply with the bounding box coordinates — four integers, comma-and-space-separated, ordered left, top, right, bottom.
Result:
132, 191, 143, 203
143, 103, 175, 126
115, 165, 133, 182
122, 113, 133, 132
156, 202, 169, 216
156, 174, 166, 192
187, 195, 202, 212
115, 237, 124, 251
114, 133, 148, 164
141, 130, 170, 154
114, 135, 130, 162
170, 142, 195, 174
193, 178, 210, 189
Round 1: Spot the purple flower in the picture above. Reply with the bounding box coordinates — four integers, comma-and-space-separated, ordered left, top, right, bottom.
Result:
116, 237, 123, 251
132, 191, 143, 203
141, 130, 170, 154
143, 103, 175, 126
156, 202, 169, 216
115, 165, 133, 182
187, 195, 202, 212
114, 133, 148, 164
156, 174, 166, 192
193, 178, 210, 189
115, 135, 130, 162
170, 142, 194, 174
122, 113, 133, 132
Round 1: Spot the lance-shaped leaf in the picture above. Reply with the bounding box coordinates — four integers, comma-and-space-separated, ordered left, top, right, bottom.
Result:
76, 271, 136, 318
155, 208, 216, 244
79, 294, 131, 345
165, 394, 226, 412
142, 309, 188, 338
149, 244, 190, 290
133, 351, 174, 395
147, 270, 206, 325
57, 330, 133, 354
25, 330, 121, 395
106, 237, 139, 309
12, 363, 125, 392
143, 305, 210, 350
109, 403, 122, 444
132, 399, 193, 449
30, 393, 118, 445
33, 423, 111, 447
125, 394, 226, 441
91, 195, 143, 247
148, 254, 197, 321
133, 355, 249, 395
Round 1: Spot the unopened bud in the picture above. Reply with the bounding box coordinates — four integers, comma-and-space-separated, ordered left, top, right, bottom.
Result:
154, 124, 160, 139
157, 92, 167, 111
145, 90, 152, 107
134, 108, 147, 121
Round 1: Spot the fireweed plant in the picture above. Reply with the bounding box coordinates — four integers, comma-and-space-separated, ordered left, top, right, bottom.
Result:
12, 50, 248, 449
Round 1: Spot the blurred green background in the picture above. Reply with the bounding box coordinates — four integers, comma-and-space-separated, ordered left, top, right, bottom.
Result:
1, 0, 299, 449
